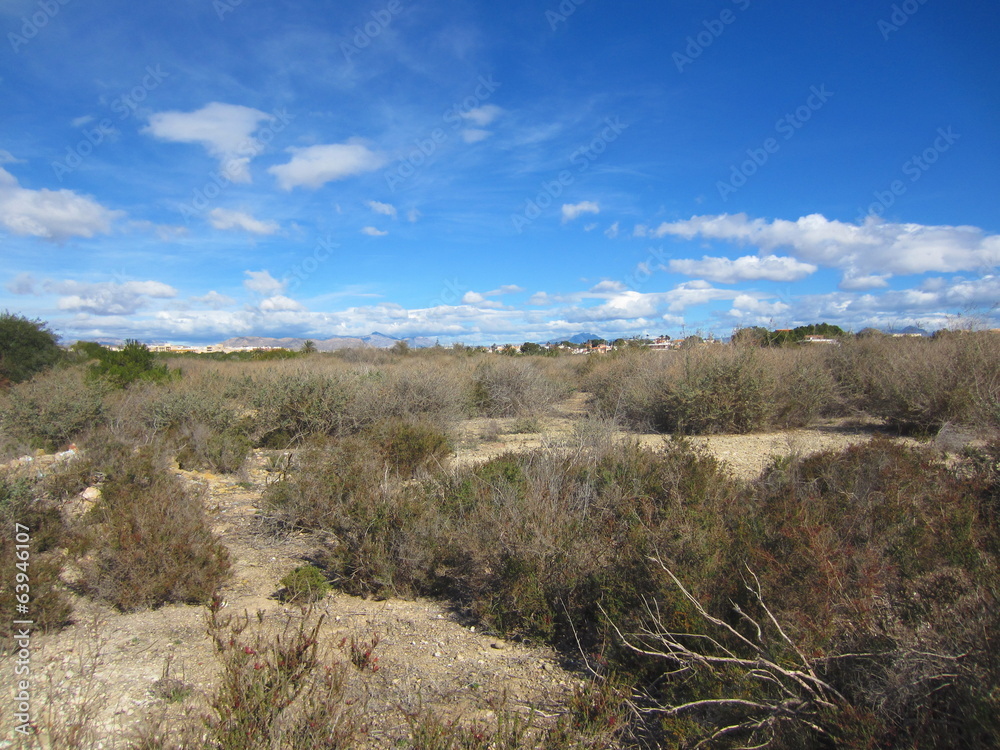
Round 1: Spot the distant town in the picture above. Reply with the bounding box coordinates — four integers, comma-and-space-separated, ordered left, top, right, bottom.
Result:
89, 323, 986, 355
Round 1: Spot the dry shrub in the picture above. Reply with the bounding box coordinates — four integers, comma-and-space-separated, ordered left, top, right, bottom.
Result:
833, 333, 1000, 434
588, 347, 773, 434
345, 358, 470, 428
0, 474, 73, 640
238, 369, 356, 446
202, 603, 362, 749
471, 357, 565, 417
0, 366, 106, 450
765, 345, 844, 427
77, 447, 230, 611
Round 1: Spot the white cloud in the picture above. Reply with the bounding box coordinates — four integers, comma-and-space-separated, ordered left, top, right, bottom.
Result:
589, 280, 627, 293
71, 115, 94, 128
191, 290, 235, 309
366, 200, 397, 218
460, 105, 503, 127
728, 294, 791, 319
584, 223, 598, 232
244, 270, 285, 296
648, 213, 1000, 281
460, 285, 524, 306
259, 295, 305, 312
604, 222, 620, 239
0, 166, 122, 241
361, 226, 388, 236
839, 271, 890, 290
406, 208, 421, 223
0, 150, 23, 165
561, 201, 600, 223
144, 102, 274, 184
208, 207, 279, 235
461, 128, 491, 143
269, 142, 386, 190
668, 254, 817, 283
47, 279, 177, 316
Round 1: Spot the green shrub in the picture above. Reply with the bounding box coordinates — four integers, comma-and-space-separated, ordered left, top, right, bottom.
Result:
280, 564, 330, 603
88, 340, 174, 389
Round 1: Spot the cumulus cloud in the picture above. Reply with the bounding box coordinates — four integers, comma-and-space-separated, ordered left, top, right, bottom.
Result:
259, 295, 305, 312
144, 102, 275, 183
244, 270, 285, 296
728, 294, 791, 319
361, 226, 388, 237
47, 279, 177, 316
208, 207, 279, 235
269, 142, 386, 190
0, 166, 122, 241
561, 201, 600, 223
191, 290, 235, 309
366, 200, 397, 218
647, 213, 1000, 281
668, 254, 818, 283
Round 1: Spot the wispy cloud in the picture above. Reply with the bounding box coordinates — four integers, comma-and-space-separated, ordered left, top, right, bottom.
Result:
208, 208, 279, 235
561, 201, 600, 223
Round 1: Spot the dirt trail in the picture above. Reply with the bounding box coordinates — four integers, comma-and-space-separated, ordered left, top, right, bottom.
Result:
0, 397, 922, 746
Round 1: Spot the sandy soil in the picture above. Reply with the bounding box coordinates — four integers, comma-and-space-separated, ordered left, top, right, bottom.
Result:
0, 394, 931, 747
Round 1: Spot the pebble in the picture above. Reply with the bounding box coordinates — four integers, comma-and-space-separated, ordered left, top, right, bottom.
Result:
490, 641, 506, 650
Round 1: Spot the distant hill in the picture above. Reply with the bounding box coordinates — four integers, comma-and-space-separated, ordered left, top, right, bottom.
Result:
890, 326, 930, 336
543, 332, 605, 345
219, 332, 434, 351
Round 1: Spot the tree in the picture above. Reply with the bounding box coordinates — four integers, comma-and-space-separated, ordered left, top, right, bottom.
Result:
391, 340, 410, 355
520, 341, 544, 355
0, 312, 62, 385
301, 339, 317, 354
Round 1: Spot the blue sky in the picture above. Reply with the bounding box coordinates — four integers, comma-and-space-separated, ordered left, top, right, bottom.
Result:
1, 0, 998, 345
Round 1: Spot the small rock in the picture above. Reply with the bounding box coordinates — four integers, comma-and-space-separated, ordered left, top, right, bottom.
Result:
490, 641, 506, 650
432, 651, 442, 658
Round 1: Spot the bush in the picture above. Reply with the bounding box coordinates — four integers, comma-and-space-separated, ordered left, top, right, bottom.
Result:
0, 366, 106, 450
176, 425, 252, 474
77, 448, 230, 611
0, 311, 63, 386
363, 417, 452, 476
470, 358, 564, 418
0, 475, 73, 640
833, 333, 1000, 433
280, 564, 330, 603
88, 340, 173, 389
